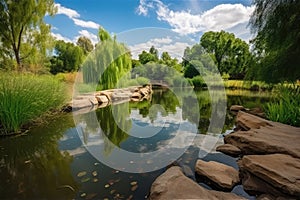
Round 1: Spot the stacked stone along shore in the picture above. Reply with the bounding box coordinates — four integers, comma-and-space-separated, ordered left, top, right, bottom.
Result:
69, 85, 152, 114
150, 107, 300, 199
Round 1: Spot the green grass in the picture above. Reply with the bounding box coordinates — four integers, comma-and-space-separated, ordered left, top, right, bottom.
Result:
224, 80, 273, 91
265, 85, 300, 127
0, 72, 66, 134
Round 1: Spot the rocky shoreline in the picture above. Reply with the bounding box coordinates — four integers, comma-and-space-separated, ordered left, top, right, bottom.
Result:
149, 106, 300, 199
67, 84, 152, 114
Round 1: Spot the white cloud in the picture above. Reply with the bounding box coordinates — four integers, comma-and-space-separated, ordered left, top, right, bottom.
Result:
55, 3, 80, 18
72, 18, 100, 29
129, 36, 191, 60
136, 0, 254, 41
51, 32, 72, 43
54, 3, 100, 30
136, 0, 155, 16
76, 30, 98, 45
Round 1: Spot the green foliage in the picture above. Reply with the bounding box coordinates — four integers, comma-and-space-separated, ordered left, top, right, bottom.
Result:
77, 36, 94, 55
0, 0, 56, 70
117, 77, 150, 87
190, 76, 206, 88
132, 62, 175, 83
159, 51, 182, 72
265, 85, 300, 126
138, 47, 158, 64
224, 80, 273, 91
131, 59, 142, 68
0, 73, 66, 134
222, 73, 230, 80
82, 28, 132, 90
182, 44, 217, 79
50, 40, 84, 74
200, 31, 252, 79
248, 0, 300, 83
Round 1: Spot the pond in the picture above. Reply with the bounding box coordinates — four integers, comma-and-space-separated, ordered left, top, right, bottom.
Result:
0, 89, 272, 199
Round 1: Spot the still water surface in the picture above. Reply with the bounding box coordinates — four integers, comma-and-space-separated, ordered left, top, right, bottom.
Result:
0, 89, 271, 199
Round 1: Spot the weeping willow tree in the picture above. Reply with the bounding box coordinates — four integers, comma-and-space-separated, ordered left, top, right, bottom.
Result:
82, 28, 131, 90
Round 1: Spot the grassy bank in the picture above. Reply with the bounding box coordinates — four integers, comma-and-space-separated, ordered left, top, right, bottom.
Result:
0, 72, 66, 135
224, 80, 273, 91
265, 85, 300, 127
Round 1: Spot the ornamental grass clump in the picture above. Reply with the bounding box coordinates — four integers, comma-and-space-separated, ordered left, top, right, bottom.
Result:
0, 73, 66, 134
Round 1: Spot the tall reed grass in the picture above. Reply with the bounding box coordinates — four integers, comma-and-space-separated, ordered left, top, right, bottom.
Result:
0, 72, 66, 134
265, 85, 300, 126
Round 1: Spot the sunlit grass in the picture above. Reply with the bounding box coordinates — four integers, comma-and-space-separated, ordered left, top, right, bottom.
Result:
0, 72, 66, 134
265, 85, 300, 126
224, 80, 273, 91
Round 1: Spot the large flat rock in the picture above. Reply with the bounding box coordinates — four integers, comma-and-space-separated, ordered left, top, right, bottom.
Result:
150, 166, 245, 200
195, 160, 240, 190
224, 112, 300, 158
238, 154, 300, 197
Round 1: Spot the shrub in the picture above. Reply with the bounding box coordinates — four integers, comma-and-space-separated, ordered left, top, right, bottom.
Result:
265, 85, 300, 126
0, 73, 66, 134
190, 76, 206, 88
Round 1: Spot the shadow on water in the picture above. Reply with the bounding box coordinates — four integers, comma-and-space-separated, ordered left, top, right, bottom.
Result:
0, 88, 272, 199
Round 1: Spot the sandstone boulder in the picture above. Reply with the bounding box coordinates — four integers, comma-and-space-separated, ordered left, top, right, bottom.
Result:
131, 92, 142, 99
238, 154, 300, 197
195, 160, 240, 190
96, 95, 109, 104
216, 144, 242, 157
224, 112, 300, 158
230, 105, 246, 112
150, 166, 245, 200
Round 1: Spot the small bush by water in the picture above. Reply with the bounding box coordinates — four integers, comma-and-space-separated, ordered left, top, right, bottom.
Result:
265, 85, 300, 127
0, 73, 66, 134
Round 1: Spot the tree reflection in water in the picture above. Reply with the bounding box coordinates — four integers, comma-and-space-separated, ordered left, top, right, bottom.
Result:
0, 114, 78, 199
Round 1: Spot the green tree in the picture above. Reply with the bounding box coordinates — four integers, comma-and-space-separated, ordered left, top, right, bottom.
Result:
182, 45, 204, 78
200, 31, 252, 79
76, 36, 94, 55
132, 59, 141, 68
160, 51, 182, 72
149, 46, 159, 61
248, 0, 300, 82
138, 46, 159, 65
0, 0, 56, 70
50, 40, 84, 74
82, 28, 132, 90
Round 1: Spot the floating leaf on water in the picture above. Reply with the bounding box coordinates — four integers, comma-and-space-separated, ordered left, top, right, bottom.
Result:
92, 171, 97, 177
80, 192, 86, 198
108, 181, 114, 186
130, 181, 137, 186
92, 178, 98, 183
77, 171, 87, 177
104, 184, 110, 188
81, 177, 90, 183
110, 189, 116, 194
86, 193, 97, 200
131, 185, 138, 192
57, 185, 75, 192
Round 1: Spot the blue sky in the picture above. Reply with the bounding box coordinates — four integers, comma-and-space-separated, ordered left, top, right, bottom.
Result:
45, 0, 253, 59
